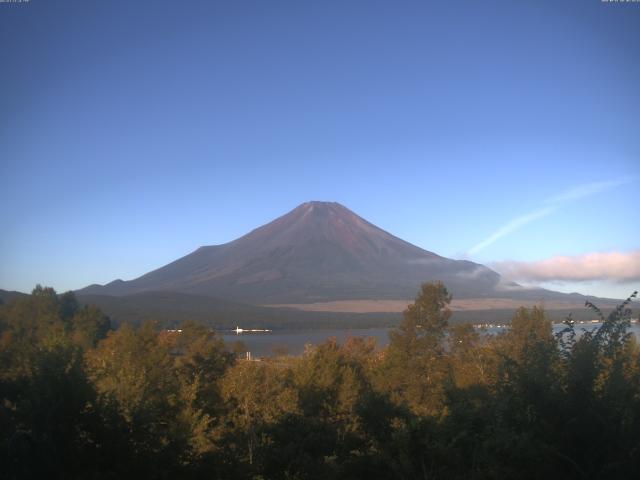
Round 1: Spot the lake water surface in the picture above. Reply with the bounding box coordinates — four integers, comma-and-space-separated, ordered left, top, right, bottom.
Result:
221, 322, 640, 357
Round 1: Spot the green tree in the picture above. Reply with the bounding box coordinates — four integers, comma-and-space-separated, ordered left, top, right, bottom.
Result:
70, 304, 111, 349
380, 281, 452, 416
170, 322, 233, 458
220, 359, 297, 470
0, 287, 108, 479
553, 292, 640, 478
85, 321, 183, 476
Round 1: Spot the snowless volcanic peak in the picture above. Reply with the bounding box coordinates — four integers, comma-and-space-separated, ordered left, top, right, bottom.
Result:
236, 201, 439, 261
78, 201, 504, 303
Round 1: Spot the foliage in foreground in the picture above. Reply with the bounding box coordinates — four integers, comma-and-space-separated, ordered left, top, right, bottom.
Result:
1, 283, 639, 479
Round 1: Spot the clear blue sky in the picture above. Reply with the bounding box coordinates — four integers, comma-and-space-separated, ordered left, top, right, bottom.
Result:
1, 0, 638, 298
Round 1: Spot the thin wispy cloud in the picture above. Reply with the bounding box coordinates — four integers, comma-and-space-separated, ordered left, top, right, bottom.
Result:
545, 178, 633, 203
467, 207, 556, 255
466, 178, 633, 255
491, 250, 640, 283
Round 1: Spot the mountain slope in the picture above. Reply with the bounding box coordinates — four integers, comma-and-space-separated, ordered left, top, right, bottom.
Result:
0, 289, 29, 305
79, 201, 506, 303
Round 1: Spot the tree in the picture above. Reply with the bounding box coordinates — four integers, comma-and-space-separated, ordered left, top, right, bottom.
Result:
380, 281, 452, 416
170, 322, 233, 458
448, 323, 491, 388
220, 359, 298, 468
0, 287, 108, 479
70, 304, 111, 349
85, 322, 183, 476
553, 292, 640, 478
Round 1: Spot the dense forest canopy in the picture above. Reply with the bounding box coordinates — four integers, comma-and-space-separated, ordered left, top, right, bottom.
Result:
1, 283, 638, 479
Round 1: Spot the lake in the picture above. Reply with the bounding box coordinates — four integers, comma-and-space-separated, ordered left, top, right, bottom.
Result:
220, 321, 640, 358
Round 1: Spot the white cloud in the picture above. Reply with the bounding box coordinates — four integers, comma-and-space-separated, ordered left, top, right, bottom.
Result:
491, 250, 640, 283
